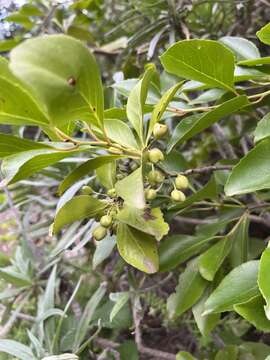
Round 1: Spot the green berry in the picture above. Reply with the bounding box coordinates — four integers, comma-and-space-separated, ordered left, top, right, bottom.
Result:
81, 185, 93, 195
145, 189, 157, 200
93, 226, 107, 241
148, 170, 165, 185
175, 175, 189, 190
153, 123, 168, 138
170, 189, 186, 202
100, 215, 113, 227
148, 148, 164, 164
107, 188, 117, 198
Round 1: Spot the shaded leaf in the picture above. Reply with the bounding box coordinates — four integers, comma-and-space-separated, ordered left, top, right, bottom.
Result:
258, 247, 270, 320
254, 112, 270, 143
0, 340, 35, 360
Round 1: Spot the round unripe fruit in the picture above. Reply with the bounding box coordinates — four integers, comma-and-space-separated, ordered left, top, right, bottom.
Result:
148, 148, 164, 164
175, 175, 189, 190
153, 123, 168, 138
107, 188, 117, 198
100, 215, 113, 228
81, 185, 93, 195
145, 189, 157, 200
148, 170, 165, 185
93, 226, 107, 241
170, 189, 186, 202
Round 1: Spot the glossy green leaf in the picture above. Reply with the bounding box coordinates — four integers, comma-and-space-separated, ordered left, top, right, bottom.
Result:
254, 112, 270, 143
53, 195, 107, 234
0, 38, 21, 52
160, 40, 235, 92
220, 36, 260, 60
234, 295, 270, 332
0, 57, 49, 126
96, 161, 116, 189
59, 155, 123, 194
104, 119, 139, 149
0, 133, 51, 158
0, 340, 35, 360
258, 247, 270, 320
117, 206, 169, 241
115, 167, 145, 209
126, 64, 156, 142
73, 282, 107, 352
238, 57, 270, 67
257, 23, 270, 45
116, 223, 159, 274
204, 261, 259, 314
225, 139, 270, 196
192, 288, 220, 337
167, 259, 207, 318
6, 12, 33, 30
199, 237, 232, 281
10, 35, 104, 129
147, 81, 183, 141
229, 215, 249, 268
167, 95, 249, 151
1, 146, 83, 186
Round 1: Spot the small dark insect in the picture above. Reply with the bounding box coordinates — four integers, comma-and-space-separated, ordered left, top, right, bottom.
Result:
67, 76, 76, 86
142, 208, 156, 221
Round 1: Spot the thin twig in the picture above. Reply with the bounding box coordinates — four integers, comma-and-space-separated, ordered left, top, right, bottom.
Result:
181, 165, 233, 176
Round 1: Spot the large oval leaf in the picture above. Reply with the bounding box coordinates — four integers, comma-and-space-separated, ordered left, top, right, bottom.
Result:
160, 40, 235, 92
116, 223, 158, 274
10, 35, 104, 129
225, 139, 270, 196
204, 260, 259, 314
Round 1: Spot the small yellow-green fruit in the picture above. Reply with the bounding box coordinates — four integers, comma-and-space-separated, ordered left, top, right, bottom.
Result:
148, 148, 164, 164
175, 175, 189, 190
93, 226, 107, 241
107, 188, 117, 198
100, 215, 113, 228
145, 189, 157, 200
148, 170, 165, 184
170, 189, 186, 202
153, 123, 168, 138
81, 185, 93, 195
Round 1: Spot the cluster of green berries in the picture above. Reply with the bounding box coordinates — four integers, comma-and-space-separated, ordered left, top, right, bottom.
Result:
92, 214, 113, 241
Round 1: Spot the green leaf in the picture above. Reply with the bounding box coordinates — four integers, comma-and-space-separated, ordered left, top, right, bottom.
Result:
109, 292, 130, 322
176, 352, 196, 360
199, 237, 232, 282
219, 36, 260, 60
126, 64, 156, 143
254, 112, 270, 143
225, 139, 270, 196
115, 167, 145, 209
53, 195, 107, 234
92, 236, 116, 269
240, 342, 270, 360
96, 161, 116, 189
229, 215, 249, 268
59, 155, 124, 194
6, 12, 33, 30
215, 346, 238, 360
147, 81, 184, 141
0, 38, 21, 52
117, 206, 169, 241
104, 119, 139, 149
118, 340, 139, 360
73, 282, 107, 352
258, 247, 270, 320
116, 223, 159, 274
0, 340, 35, 360
192, 288, 220, 337
238, 57, 270, 67
1, 146, 83, 186
10, 35, 104, 129
167, 259, 208, 318
234, 295, 270, 332
167, 95, 249, 151
204, 261, 259, 314
160, 40, 235, 92
257, 23, 270, 45
0, 57, 49, 126
0, 133, 51, 158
